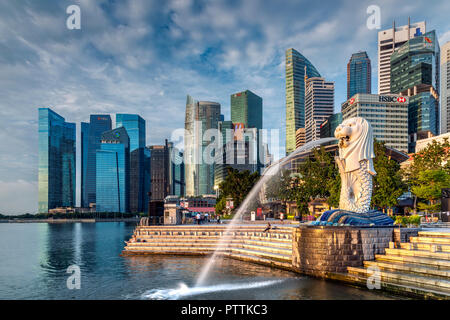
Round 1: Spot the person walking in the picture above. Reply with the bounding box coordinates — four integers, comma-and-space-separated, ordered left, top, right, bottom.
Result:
217, 215, 221, 224
196, 213, 201, 225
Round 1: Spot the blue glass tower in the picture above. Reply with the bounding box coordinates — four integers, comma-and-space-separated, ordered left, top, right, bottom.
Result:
38, 108, 76, 213
80, 122, 90, 208
116, 114, 147, 212
96, 127, 130, 213
347, 51, 371, 99
84, 115, 111, 207
391, 30, 440, 152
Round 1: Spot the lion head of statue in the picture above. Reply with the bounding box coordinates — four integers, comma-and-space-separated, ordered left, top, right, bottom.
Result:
334, 117, 376, 175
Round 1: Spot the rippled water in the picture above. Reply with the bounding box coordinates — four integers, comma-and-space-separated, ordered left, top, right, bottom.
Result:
0, 223, 401, 300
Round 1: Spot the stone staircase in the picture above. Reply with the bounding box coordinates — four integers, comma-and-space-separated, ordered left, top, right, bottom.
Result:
346, 231, 450, 299
123, 225, 294, 270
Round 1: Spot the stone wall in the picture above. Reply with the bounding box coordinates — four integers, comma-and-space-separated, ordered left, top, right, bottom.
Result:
393, 227, 420, 244
292, 226, 393, 276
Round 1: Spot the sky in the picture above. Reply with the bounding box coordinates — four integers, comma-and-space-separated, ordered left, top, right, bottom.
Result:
1, 0, 450, 214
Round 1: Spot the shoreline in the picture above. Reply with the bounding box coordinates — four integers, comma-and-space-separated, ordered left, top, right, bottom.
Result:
0, 218, 141, 224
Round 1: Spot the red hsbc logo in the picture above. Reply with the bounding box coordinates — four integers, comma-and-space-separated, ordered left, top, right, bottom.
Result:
349, 98, 355, 105
397, 97, 406, 103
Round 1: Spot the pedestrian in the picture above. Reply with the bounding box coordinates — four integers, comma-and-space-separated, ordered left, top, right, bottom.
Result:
263, 222, 271, 233
196, 213, 201, 225
205, 213, 209, 223
217, 215, 221, 224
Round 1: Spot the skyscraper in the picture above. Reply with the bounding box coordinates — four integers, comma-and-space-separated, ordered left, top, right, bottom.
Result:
304, 77, 334, 143
285, 48, 321, 154
342, 94, 408, 153
80, 122, 89, 208
38, 108, 76, 213
184, 95, 221, 196
116, 114, 148, 213
231, 90, 262, 129
83, 115, 112, 207
378, 19, 426, 94
390, 30, 440, 152
441, 41, 450, 134
320, 113, 342, 139
347, 51, 371, 99
96, 127, 130, 213
149, 142, 170, 201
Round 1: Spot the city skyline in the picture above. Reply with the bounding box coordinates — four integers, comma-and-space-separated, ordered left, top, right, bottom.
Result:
2, 0, 450, 213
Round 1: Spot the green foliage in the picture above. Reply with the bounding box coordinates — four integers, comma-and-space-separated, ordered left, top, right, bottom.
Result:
412, 169, 450, 213
371, 141, 407, 209
216, 167, 260, 214
393, 215, 421, 227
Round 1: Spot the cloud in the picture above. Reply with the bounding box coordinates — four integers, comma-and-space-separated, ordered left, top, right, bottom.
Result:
0, 180, 37, 214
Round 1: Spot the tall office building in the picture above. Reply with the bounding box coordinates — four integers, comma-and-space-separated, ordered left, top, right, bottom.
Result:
149, 142, 170, 201
441, 41, 450, 134
168, 142, 185, 197
390, 30, 440, 152
347, 51, 371, 99
96, 127, 130, 213
38, 108, 76, 213
295, 128, 306, 149
116, 114, 148, 213
82, 115, 112, 207
231, 90, 263, 129
304, 77, 335, 143
184, 95, 221, 196
378, 19, 426, 94
342, 94, 409, 152
285, 48, 321, 154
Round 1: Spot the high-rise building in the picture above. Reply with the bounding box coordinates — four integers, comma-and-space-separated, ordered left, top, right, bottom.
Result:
149, 142, 170, 201
116, 114, 148, 213
168, 141, 185, 197
341, 94, 409, 152
441, 41, 450, 134
96, 127, 130, 213
378, 19, 426, 94
184, 95, 221, 196
38, 108, 76, 213
285, 48, 321, 154
295, 128, 306, 149
83, 115, 112, 207
304, 77, 334, 143
231, 90, 263, 129
320, 113, 343, 139
390, 30, 440, 152
347, 51, 371, 99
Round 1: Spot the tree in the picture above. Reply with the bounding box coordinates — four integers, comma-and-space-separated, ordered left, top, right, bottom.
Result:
403, 138, 450, 210
371, 141, 407, 210
412, 169, 450, 213
216, 167, 260, 215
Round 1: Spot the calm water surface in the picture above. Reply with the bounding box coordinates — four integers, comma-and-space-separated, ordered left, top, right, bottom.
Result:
0, 222, 402, 300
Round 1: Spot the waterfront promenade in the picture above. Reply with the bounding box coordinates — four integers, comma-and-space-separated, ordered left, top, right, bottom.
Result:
123, 223, 450, 299
0, 217, 141, 224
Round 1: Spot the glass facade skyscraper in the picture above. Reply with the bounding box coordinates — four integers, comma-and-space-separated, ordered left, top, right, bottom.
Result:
440, 41, 450, 134
231, 90, 262, 129
285, 48, 321, 154
347, 51, 371, 99
184, 95, 221, 196
83, 115, 112, 207
390, 30, 440, 152
116, 114, 147, 213
38, 108, 76, 213
96, 127, 130, 213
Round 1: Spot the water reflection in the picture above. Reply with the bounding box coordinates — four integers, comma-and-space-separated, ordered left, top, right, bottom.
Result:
0, 223, 403, 300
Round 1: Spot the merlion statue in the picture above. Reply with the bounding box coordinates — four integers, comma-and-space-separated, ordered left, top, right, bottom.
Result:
334, 117, 375, 213
313, 117, 393, 226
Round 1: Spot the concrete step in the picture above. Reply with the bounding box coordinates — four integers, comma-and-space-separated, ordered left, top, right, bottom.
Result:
230, 247, 291, 262
418, 231, 450, 238
399, 242, 450, 253
385, 248, 450, 261
379, 252, 450, 268
239, 243, 292, 255
364, 260, 450, 279
347, 266, 450, 293
342, 269, 450, 299
128, 239, 292, 250
136, 227, 293, 235
411, 237, 450, 245
221, 252, 293, 270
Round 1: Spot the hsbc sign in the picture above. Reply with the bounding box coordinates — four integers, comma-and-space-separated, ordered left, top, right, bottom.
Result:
378, 96, 407, 103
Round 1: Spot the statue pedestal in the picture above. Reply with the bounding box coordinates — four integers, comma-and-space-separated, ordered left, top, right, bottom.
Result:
292, 225, 393, 276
